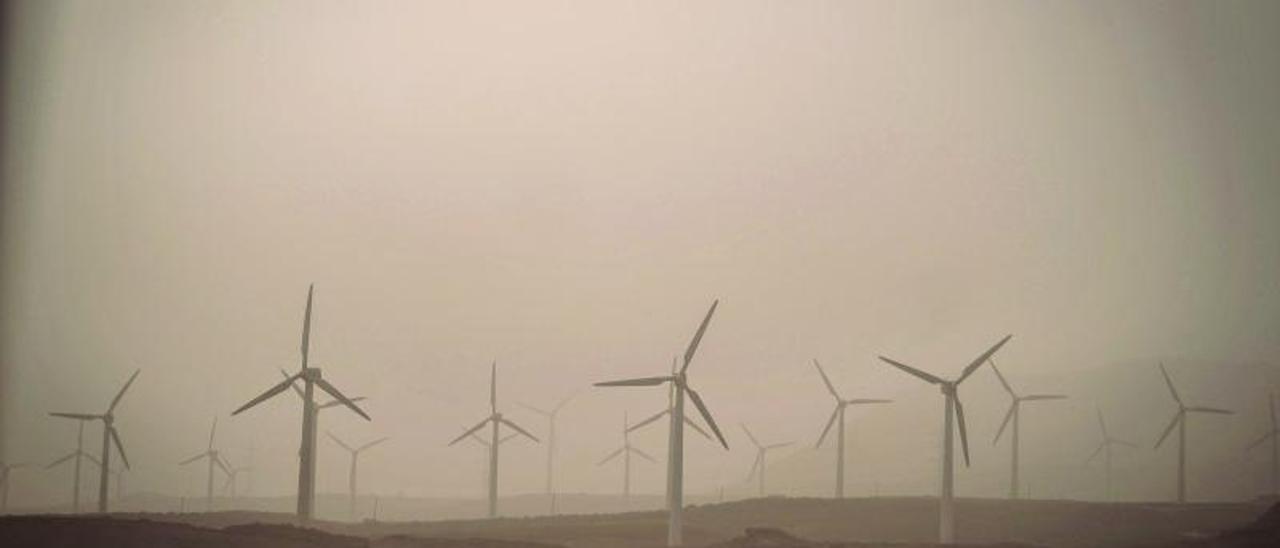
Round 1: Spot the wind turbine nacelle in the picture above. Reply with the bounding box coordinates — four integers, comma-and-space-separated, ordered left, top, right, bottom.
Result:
302, 368, 322, 381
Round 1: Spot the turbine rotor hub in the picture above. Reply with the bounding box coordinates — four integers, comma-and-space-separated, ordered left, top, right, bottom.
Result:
302, 368, 322, 381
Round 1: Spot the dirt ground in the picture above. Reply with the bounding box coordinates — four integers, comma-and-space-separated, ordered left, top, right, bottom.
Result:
1, 497, 1275, 548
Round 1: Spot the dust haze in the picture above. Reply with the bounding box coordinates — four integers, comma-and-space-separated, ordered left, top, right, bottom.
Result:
2, 0, 1279, 521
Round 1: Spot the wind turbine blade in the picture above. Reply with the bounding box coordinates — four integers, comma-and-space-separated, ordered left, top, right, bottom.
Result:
179, 453, 206, 466
214, 455, 230, 475
108, 369, 141, 414
47, 452, 77, 469
232, 374, 300, 416
745, 453, 761, 482
281, 369, 304, 399
958, 335, 1012, 385
358, 437, 390, 452
49, 412, 101, 421
596, 447, 625, 466
319, 396, 367, 410
816, 405, 840, 448
110, 427, 130, 469
993, 403, 1016, 445
812, 359, 841, 400
686, 387, 729, 449
301, 284, 314, 369
954, 398, 971, 467
1084, 442, 1105, 465
1186, 406, 1233, 415
1023, 394, 1068, 401
1158, 363, 1181, 405
499, 433, 520, 444
846, 398, 892, 405
630, 447, 657, 463
596, 376, 673, 387
877, 357, 944, 385
683, 416, 714, 441
468, 433, 490, 448
326, 431, 354, 452
989, 359, 1015, 396
1245, 431, 1275, 452
208, 418, 218, 451
680, 300, 719, 374
449, 418, 492, 446
498, 417, 540, 443
766, 441, 794, 450
314, 378, 371, 421
1154, 411, 1182, 449
740, 423, 761, 448
517, 402, 551, 417
628, 409, 669, 432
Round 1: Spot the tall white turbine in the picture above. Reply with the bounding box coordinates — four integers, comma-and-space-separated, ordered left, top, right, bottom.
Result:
49, 368, 140, 513
597, 412, 656, 508
447, 362, 541, 519
1084, 407, 1136, 501
179, 417, 231, 511
46, 418, 96, 512
0, 461, 28, 513
1245, 393, 1279, 496
595, 300, 730, 547
232, 284, 371, 522
327, 431, 389, 521
518, 391, 578, 515
740, 424, 793, 497
988, 359, 1066, 500
811, 359, 891, 499
878, 334, 1012, 544
1153, 362, 1233, 504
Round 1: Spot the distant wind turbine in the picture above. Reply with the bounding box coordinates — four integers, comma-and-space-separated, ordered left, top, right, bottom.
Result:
1245, 393, 1279, 496
447, 361, 540, 519
741, 424, 793, 497
231, 284, 371, 522
1084, 407, 1136, 500
221, 458, 250, 500
989, 359, 1066, 499
811, 359, 891, 498
878, 334, 1012, 544
597, 412, 656, 508
1153, 362, 1232, 503
1, 461, 28, 513
327, 431, 389, 521
464, 429, 520, 501
179, 417, 231, 511
49, 368, 140, 513
518, 391, 578, 515
46, 419, 97, 513
595, 300, 730, 547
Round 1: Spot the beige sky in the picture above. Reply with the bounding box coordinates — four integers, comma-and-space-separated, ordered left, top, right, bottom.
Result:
2, 1, 1277, 510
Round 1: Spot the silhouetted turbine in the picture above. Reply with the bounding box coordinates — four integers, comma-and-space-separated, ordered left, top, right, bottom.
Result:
447, 361, 540, 519
597, 412, 656, 508
327, 431, 389, 521
1153, 362, 1232, 504
518, 390, 578, 515
46, 418, 96, 513
49, 368, 140, 513
812, 359, 891, 498
1084, 407, 1136, 500
179, 417, 230, 512
989, 359, 1066, 500
741, 423, 793, 497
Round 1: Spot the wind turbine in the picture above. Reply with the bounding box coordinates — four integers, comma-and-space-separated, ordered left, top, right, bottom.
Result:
231, 284, 371, 522
1, 461, 28, 513
518, 391, 578, 515
627, 357, 716, 445
1153, 362, 1232, 503
595, 300, 730, 547
49, 368, 140, 513
327, 431, 389, 521
989, 359, 1066, 500
283, 369, 368, 439
811, 359, 891, 498
741, 424, 793, 497
222, 459, 250, 500
597, 412, 656, 508
447, 361, 540, 519
179, 417, 231, 511
1245, 393, 1279, 496
46, 418, 97, 513
1084, 407, 1136, 501
878, 334, 1012, 544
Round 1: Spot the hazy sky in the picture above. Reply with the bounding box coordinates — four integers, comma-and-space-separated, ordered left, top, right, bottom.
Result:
2, 1, 1278, 510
